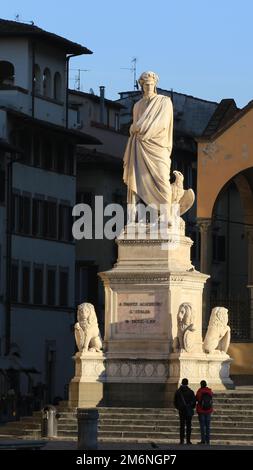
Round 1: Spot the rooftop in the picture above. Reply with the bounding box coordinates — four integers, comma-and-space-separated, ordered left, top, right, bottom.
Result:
69, 89, 125, 109
0, 18, 92, 55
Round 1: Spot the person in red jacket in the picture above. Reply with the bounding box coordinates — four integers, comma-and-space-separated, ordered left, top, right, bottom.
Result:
195, 380, 213, 445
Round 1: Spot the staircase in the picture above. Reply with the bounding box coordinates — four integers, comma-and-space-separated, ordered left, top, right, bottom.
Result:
0, 391, 253, 445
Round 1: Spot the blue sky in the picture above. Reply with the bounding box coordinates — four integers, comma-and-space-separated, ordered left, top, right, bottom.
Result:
1, 0, 252, 107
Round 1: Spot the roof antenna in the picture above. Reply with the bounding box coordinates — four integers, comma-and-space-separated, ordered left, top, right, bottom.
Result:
121, 57, 139, 90
14, 14, 34, 25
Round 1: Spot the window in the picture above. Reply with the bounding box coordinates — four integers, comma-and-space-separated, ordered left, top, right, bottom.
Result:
42, 140, 53, 170
11, 262, 19, 302
56, 144, 65, 173
34, 64, 41, 94
23, 195, 31, 234
33, 136, 41, 167
21, 264, 30, 303
0, 170, 5, 202
53, 72, 62, 101
59, 268, 69, 306
43, 68, 51, 97
18, 195, 24, 233
66, 144, 74, 175
115, 113, 119, 131
44, 200, 57, 239
33, 265, 44, 304
59, 204, 72, 241
12, 194, 31, 235
19, 132, 31, 165
0, 61, 15, 86
11, 192, 19, 232
32, 198, 44, 237
47, 267, 56, 306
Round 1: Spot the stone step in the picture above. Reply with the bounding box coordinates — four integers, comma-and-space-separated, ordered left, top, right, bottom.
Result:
57, 424, 78, 431
57, 430, 78, 438
99, 418, 253, 426
99, 424, 253, 434
99, 411, 251, 417
99, 437, 253, 446
0, 422, 41, 430
98, 430, 253, 440
21, 416, 41, 423
0, 428, 40, 437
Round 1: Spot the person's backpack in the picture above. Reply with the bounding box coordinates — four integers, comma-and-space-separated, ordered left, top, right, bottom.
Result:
200, 392, 213, 410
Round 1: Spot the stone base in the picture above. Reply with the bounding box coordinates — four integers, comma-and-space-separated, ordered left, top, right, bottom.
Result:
68, 350, 234, 407
69, 381, 104, 408
68, 352, 106, 408
103, 382, 177, 407
168, 352, 235, 391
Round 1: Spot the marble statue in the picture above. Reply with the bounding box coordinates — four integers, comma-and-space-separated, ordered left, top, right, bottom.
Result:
203, 306, 231, 354
74, 303, 102, 353
123, 71, 173, 222
171, 171, 195, 215
174, 302, 196, 352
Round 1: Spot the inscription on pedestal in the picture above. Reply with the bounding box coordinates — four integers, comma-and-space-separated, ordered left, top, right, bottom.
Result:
117, 291, 166, 335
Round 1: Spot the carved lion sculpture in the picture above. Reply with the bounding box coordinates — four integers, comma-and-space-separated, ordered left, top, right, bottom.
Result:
74, 303, 102, 353
203, 306, 230, 354
174, 302, 196, 353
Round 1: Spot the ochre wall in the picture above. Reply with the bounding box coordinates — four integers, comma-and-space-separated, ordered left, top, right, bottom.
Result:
197, 106, 253, 219
229, 343, 253, 375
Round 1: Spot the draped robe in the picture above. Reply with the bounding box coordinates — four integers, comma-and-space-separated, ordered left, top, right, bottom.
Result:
123, 94, 173, 207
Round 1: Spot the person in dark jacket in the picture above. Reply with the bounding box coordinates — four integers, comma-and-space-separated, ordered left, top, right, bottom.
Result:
174, 378, 196, 444
195, 380, 213, 445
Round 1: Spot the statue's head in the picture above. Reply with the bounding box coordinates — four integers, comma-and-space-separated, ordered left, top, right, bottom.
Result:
138, 71, 159, 96
178, 302, 194, 326
77, 302, 95, 322
209, 306, 228, 327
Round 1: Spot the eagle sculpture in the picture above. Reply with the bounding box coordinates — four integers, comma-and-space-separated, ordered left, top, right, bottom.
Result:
171, 170, 195, 216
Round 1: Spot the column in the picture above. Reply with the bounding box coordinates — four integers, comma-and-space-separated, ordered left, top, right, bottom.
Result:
246, 227, 253, 339
198, 218, 212, 328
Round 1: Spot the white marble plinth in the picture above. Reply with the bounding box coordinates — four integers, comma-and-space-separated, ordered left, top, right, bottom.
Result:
68, 352, 106, 407
168, 352, 234, 390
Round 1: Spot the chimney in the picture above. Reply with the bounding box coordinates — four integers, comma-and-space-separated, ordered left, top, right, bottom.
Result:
99, 86, 105, 124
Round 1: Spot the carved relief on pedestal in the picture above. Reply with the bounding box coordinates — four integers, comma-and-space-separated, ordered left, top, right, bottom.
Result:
203, 306, 231, 355
173, 303, 197, 353
106, 360, 169, 380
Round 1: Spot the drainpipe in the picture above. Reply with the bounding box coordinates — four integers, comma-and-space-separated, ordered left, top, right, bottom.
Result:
31, 41, 35, 118
65, 54, 82, 129
99, 86, 105, 125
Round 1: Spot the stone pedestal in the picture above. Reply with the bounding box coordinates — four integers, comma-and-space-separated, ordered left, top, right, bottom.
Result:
99, 220, 228, 406
168, 352, 234, 391
70, 218, 234, 408
68, 352, 105, 408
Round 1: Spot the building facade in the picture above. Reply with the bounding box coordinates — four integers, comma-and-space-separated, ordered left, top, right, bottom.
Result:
197, 100, 253, 383
0, 19, 98, 402
69, 88, 127, 332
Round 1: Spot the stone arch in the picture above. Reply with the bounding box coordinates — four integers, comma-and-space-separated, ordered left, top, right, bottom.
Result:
210, 168, 253, 340
212, 168, 253, 225
0, 60, 15, 85
43, 67, 51, 97
53, 72, 62, 101
34, 64, 41, 94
